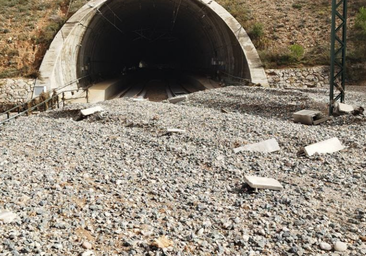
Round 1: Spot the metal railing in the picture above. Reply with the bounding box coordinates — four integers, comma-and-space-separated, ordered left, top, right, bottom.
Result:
1, 89, 88, 125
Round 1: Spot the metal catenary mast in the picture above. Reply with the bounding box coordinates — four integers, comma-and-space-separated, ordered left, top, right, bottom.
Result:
329, 0, 348, 115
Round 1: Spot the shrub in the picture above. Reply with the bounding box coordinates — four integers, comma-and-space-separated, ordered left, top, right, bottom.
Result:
289, 44, 304, 61
355, 7, 366, 36
292, 4, 302, 10
249, 23, 264, 40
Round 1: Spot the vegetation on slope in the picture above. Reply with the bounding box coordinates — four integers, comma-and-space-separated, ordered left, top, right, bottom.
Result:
0, 0, 88, 78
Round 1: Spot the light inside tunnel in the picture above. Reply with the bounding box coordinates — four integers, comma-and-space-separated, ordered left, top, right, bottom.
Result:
77, 0, 250, 86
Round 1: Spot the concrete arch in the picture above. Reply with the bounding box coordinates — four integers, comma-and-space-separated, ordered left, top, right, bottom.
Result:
36, 0, 268, 94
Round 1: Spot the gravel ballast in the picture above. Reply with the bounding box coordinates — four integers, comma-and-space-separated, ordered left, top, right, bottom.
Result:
0, 85, 365, 255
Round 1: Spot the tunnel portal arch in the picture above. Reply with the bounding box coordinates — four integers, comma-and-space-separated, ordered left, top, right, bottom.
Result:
36, 0, 268, 93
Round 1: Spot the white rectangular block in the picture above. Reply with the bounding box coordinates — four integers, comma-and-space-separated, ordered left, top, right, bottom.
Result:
244, 176, 283, 191
132, 98, 147, 102
304, 137, 345, 156
167, 128, 186, 134
337, 103, 354, 113
234, 138, 280, 154
168, 95, 188, 104
80, 106, 103, 116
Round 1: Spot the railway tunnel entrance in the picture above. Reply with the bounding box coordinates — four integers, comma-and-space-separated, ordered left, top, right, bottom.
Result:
37, 0, 268, 101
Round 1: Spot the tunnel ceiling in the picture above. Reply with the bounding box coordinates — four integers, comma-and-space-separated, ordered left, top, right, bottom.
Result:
77, 0, 249, 84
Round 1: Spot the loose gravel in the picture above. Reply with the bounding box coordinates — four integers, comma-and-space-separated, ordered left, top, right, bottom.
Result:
0, 85, 365, 255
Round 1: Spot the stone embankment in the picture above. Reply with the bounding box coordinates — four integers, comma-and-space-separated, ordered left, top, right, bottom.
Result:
0, 78, 35, 104
0, 85, 365, 255
266, 66, 330, 88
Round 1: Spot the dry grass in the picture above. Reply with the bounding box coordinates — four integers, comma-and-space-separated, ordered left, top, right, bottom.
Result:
0, 0, 88, 78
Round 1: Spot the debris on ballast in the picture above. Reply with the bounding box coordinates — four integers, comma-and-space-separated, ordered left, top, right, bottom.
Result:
234, 138, 280, 154
244, 176, 283, 191
132, 97, 147, 102
80, 106, 104, 116
0, 210, 18, 223
151, 236, 174, 249
304, 137, 345, 157
168, 95, 188, 104
293, 109, 329, 125
166, 128, 186, 134
336, 102, 354, 114
352, 106, 364, 116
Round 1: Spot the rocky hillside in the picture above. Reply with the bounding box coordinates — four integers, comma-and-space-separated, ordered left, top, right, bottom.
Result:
0, 0, 88, 78
0, 0, 365, 81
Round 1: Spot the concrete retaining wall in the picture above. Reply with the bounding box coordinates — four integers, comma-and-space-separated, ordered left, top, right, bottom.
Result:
266, 66, 330, 88
0, 78, 34, 103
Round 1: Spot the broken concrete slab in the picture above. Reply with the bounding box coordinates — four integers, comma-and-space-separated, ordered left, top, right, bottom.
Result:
234, 138, 280, 154
313, 116, 330, 125
304, 137, 345, 156
168, 95, 188, 104
167, 128, 186, 134
244, 176, 283, 191
293, 109, 324, 125
80, 106, 103, 116
132, 98, 147, 102
336, 103, 354, 114
0, 210, 18, 223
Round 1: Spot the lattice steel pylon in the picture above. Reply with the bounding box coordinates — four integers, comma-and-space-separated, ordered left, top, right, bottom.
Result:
329, 0, 348, 115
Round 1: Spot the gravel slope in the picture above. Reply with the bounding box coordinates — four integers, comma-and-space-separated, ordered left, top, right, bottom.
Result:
0, 86, 365, 255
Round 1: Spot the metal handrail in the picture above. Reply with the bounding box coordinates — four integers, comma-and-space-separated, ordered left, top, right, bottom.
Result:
1, 75, 91, 124
1, 88, 88, 125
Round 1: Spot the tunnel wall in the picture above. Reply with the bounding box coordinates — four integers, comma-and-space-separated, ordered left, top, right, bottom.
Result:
35, 0, 268, 94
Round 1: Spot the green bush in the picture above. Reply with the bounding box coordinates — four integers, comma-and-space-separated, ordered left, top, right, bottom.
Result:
292, 4, 302, 10
289, 44, 304, 61
249, 23, 264, 40
350, 7, 366, 61
355, 7, 366, 36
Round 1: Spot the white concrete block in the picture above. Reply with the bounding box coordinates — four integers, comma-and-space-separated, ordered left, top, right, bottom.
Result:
234, 138, 280, 153
293, 109, 322, 125
0, 210, 18, 223
167, 128, 186, 134
168, 95, 188, 104
33, 85, 47, 96
244, 176, 283, 191
132, 97, 147, 102
304, 137, 345, 156
80, 106, 103, 116
337, 103, 354, 113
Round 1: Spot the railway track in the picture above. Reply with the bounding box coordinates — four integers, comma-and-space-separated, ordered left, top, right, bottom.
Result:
118, 78, 191, 101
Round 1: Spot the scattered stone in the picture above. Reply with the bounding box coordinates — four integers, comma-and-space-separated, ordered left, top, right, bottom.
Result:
233, 138, 280, 153
352, 106, 364, 116
151, 236, 174, 248
81, 250, 95, 256
0, 85, 365, 255
82, 241, 92, 249
304, 137, 345, 156
334, 241, 347, 252
320, 242, 332, 251
0, 210, 18, 223
244, 176, 283, 191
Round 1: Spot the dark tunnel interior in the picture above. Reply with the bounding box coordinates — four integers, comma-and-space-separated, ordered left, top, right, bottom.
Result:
77, 0, 250, 87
